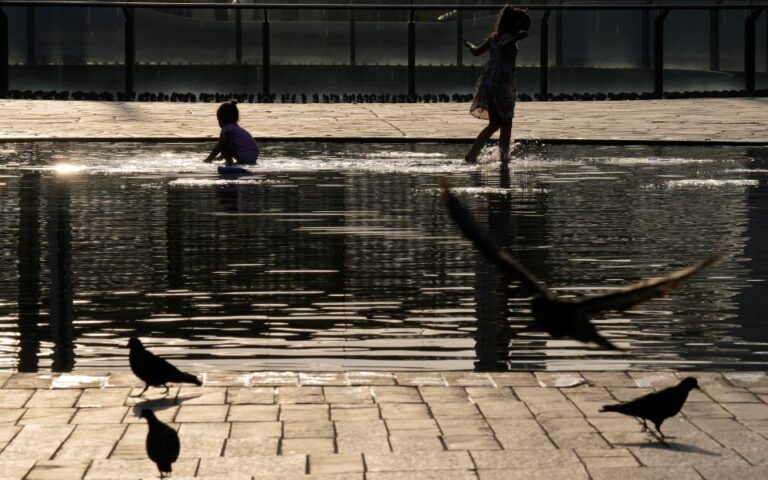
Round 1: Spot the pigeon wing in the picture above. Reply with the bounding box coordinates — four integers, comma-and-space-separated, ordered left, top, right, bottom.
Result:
575, 317, 621, 350
440, 180, 548, 296
604, 389, 664, 419
154, 354, 198, 385
604, 385, 686, 423
578, 254, 720, 314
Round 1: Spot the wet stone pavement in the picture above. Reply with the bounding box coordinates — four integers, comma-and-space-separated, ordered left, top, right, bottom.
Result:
0, 371, 766, 479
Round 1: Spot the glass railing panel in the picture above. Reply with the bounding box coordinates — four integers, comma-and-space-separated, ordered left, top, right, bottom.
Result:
9, 6, 124, 92
135, 8, 236, 66
549, 9, 650, 95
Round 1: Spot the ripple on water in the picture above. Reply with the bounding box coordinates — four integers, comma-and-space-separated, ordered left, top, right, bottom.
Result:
168, 178, 287, 187
442, 186, 548, 196
363, 151, 448, 159
665, 179, 759, 188
586, 156, 718, 165
724, 168, 768, 173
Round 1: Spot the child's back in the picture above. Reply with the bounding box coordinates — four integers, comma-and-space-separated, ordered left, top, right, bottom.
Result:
221, 122, 259, 164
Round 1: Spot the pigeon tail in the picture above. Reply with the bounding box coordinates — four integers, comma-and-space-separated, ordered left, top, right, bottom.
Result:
600, 404, 621, 413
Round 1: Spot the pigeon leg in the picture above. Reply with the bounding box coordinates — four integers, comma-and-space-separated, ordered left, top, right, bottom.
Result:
163, 384, 170, 395
640, 419, 649, 432
133, 384, 149, 397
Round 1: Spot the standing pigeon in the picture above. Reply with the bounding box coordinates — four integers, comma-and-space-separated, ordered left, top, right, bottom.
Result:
439, 180, 719, 349
140, 409, 180, 478
601, 377, 699, 439
128, 337, 202, 396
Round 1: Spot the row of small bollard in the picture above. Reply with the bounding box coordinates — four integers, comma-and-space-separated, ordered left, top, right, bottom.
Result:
1, 89, 767, 103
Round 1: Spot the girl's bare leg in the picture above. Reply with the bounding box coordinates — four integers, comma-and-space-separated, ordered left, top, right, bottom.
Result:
465, 121, 500, 163
499, 119, 513, 162
221, 145, 237, 166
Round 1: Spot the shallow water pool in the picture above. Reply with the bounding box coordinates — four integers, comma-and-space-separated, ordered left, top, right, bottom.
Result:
0, 142, 767, 372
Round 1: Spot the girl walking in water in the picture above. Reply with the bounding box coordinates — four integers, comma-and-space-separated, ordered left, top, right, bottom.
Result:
464, 6, 531, 163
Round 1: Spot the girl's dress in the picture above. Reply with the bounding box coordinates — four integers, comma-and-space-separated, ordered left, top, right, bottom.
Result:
221, 123, 260, 164
470, 34, 518, 122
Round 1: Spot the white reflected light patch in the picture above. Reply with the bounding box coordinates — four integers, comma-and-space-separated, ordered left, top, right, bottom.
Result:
169, 178, 287, 187
363, 151, 448, 159
589, 157, 716, 165
53, 163, 86, 175
666, 179, 758, 188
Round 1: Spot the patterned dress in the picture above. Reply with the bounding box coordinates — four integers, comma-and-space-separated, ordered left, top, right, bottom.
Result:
470, 34, 518, 123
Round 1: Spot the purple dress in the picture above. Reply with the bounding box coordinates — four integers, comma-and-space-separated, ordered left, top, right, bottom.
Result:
470, 34, 518, 123
221, 123, 259, 164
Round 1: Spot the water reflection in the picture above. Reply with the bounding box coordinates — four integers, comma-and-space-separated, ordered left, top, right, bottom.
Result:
166, 186, 184, 289
0, 142, 765, 371
47, 176, 75, 371
736, 148, 768, 347
17, 173, 41, 372
473, 162, 515, 371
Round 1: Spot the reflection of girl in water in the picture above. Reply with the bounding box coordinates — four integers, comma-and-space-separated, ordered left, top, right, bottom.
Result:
463, 6, 531, 163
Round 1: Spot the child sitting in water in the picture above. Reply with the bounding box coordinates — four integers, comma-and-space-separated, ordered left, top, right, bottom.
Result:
204, 100, 259, 166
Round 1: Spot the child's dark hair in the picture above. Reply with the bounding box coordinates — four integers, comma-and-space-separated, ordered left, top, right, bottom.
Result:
217, 100, 239, 125
492, 5, 530, 39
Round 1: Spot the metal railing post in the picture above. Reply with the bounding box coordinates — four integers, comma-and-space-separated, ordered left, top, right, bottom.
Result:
262, 8, 270, 97
122, 7, 135, 96
745, 8, 764, 93
235, 5, 242, 65
540, 10, 551, 97
653, 9, 669, 98
26, 6, 35, 66
350, 10, 356, 66
408, 8, 415, 96
709, 7, 719, 71
456, 10, 463, 66
0, 8, 7, 93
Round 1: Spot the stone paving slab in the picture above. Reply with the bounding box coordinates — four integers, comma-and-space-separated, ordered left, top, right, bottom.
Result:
0, 371, 765, 478
1, 99, 768, 144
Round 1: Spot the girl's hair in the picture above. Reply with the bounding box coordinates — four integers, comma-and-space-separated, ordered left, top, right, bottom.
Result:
217, 100, 239, 125
491, 5, 531, 39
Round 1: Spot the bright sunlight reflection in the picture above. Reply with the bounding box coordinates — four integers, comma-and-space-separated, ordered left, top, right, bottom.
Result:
53, 163, 85, 175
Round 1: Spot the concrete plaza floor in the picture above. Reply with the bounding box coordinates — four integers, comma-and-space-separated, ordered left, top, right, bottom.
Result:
0, 371, 766, 479
1, 98, 767, 144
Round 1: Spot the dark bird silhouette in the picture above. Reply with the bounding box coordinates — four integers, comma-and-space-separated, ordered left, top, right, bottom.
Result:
601, 377, 699, 440
140, 409, 180, 478
128, 337, 202, 396
439, 180, 719, 349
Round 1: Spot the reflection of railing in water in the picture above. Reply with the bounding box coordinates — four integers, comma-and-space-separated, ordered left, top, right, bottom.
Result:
0, 2, 766, 96
16, 174, 77, 372
17, 173, 42, 372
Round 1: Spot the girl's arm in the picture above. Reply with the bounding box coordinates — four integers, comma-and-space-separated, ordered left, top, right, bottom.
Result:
204, 135, 226, 162
463, 37, 491, 56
